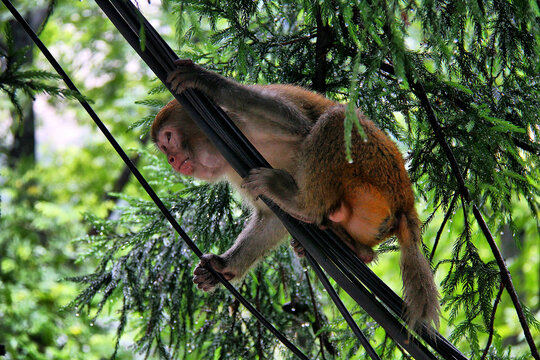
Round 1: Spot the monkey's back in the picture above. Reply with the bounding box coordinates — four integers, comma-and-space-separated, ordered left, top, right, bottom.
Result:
296, 105, 416, 220
262, 84, 337, 123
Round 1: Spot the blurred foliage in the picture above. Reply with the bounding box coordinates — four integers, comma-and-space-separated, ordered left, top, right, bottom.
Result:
1, 0, 539, 359
0, 160, 136, 359
0, 22, 81, 120
0, 0, 159, 358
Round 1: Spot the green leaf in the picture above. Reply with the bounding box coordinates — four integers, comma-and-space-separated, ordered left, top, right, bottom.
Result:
481, 115, 526, 133
444, 80, 474, 95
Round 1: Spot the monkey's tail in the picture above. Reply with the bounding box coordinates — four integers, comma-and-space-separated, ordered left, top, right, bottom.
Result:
396, 212, 440, 331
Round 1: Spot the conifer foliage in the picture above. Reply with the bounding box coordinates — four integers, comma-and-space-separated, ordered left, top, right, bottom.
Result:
0, 23, 80, 119
73, 1, 539, 359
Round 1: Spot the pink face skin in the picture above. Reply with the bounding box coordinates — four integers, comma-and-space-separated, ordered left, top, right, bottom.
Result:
156, 125, 226, 180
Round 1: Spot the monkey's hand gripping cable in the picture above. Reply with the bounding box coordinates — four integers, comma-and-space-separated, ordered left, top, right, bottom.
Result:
1, 0, 468, 359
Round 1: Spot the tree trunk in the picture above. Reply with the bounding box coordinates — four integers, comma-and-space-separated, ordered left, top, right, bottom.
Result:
7, 3, 54, 168
312, 5, 333, 93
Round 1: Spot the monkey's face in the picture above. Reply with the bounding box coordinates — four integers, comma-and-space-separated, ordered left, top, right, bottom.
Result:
156, 124, 227, 181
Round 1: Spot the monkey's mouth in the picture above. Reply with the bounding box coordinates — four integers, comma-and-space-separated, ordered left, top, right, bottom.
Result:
178, 157, 194, 175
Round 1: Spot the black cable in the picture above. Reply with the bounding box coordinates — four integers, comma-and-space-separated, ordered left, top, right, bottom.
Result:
97, 5, 390, 357
99, 1, 394, 356
305, 252, 381, 360
0, 1, 310, 359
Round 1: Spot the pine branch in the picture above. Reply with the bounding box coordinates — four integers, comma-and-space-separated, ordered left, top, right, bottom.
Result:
430, 192, 459, 263
480, 282, 504, 360
472, 205, 539, 359
406, 65, 540, 360
512, 137, 540, 154
371, 5, 539, 353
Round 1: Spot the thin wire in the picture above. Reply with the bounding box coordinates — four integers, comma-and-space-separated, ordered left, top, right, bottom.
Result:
305, 252, 381, 360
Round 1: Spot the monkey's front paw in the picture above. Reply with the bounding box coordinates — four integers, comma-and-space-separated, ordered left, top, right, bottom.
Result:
241, 168, 276, 201
167, 58, 202, 93
193, 254, 236, 292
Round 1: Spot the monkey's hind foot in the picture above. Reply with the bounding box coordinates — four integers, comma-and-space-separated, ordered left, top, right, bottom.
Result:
242, 168, 320, 224
193, 253, 236, 292
349, 242, 377, 263
330, 226, 377, 263
242, 168, 297, 200
290, 237, 376, 264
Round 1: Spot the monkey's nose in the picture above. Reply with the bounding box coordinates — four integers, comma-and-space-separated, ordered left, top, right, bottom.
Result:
168, 156, 176, 164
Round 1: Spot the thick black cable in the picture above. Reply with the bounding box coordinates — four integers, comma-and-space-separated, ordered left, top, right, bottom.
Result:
94, 1, 469, 359
113, 0, 270, 171
0, 1, 310, 359
262, 205, 436, 359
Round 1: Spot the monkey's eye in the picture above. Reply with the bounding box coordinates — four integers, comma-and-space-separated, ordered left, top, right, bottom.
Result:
165, 131, 172, 142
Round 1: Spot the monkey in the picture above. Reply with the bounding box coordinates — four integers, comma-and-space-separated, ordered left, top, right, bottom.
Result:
151, 59, 440, 330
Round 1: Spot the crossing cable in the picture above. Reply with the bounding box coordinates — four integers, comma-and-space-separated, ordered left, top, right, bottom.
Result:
98, 2, 456, 359
0, 1, 310, 359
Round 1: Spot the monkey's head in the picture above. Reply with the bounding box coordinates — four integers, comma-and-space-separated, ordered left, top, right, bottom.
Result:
152, 99, 227, 180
